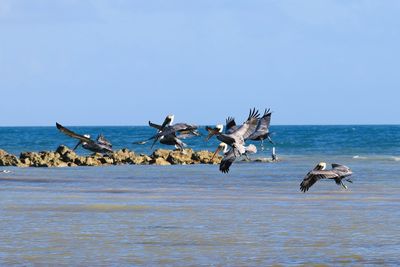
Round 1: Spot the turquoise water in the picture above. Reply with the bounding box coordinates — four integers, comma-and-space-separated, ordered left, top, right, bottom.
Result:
1, 125, 400, 265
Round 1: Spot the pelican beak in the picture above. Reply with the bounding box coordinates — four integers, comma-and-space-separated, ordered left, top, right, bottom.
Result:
205, 133, 213, 141
211, 145, 222, 161
205, 127, 219, 141
205, 126, 213, 141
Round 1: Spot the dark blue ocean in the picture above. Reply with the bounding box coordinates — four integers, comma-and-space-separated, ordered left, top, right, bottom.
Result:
1, 125, 399, 158
1, 125, 400, 266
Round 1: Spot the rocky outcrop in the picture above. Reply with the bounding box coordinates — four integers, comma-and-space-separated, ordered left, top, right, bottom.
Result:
0, 145, 276, 168
0, 149, 22, 166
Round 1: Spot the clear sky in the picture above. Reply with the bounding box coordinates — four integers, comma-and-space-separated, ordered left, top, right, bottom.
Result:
0, 0, 399, 126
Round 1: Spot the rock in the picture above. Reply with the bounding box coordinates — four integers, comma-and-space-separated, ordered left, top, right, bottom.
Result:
167, 149, 193, 164
152, 149, 170, 160
74, 156, 87, 165
19, 151, 44, 167
0, 149, 21, 166
21, 158, 31, 166
2, 147, 228, 167
192, 150, 221, 164
98, 156, 114, 165
62, 151, 78, 162
111, 149, 135, 164
56, 145, 71, 156
151, 157, 171, 166
132, 154, 151, 165
83, 157, 101, 166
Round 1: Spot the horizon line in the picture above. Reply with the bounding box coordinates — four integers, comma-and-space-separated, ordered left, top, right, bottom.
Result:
0, 123, 399, 128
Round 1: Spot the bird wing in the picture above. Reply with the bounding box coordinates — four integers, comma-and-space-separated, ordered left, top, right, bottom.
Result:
225, 117, 237, 134
97, 134, 112, 147
247, 109, 272, 140
231, 108, 260, 140
331, 164, 353, 177
177, 130, 200, 139
300, 170, 339, 192
56, 123, 93, 143
219, 148, 239, 173
152, 124, 198, 147
160, 123, 197, 136
331, 163, 350, 171
149, 121, 162, 130
216, 134, 236, 147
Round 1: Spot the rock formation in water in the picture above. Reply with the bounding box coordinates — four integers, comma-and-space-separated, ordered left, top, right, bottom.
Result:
0, 145, 224, 167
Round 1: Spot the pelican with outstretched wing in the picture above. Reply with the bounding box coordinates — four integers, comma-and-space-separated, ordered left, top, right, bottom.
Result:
56, 123, 113, 154
300, 162, 353, 192
134, 115, 199, 151
213, 108, 260, 155
205, 108, 260, 153
150, 123, 198, 150
247, 108, 274, 149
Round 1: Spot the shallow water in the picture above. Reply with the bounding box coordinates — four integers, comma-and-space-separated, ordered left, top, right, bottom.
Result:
1, 125, 399, 265
1, 157, 400, 266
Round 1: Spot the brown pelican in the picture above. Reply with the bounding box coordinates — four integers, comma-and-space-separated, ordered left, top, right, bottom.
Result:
134, 115, 199, 151
148, 115, 200, 138
56, 123, 113, 154
210, 108, 260, 155
300, 162, 353, 192
211, 142, 257, 173
150, 123, 198, 150
247, 108, 274, 149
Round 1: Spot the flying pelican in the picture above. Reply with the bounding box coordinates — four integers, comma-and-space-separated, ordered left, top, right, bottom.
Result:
300, 162, 353, 192
247, 108, 274, 150
134, 115, 199, 151
148, 115, 200, 138
211, 142, 257, 173
56, 123, 113, 154
150, 123, 198, 150
206, 109, 260, 144
209, 108, 260, 155
205, 124, 223, 141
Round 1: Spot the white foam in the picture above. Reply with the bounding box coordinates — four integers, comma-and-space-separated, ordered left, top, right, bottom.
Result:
353, 155, 367, 159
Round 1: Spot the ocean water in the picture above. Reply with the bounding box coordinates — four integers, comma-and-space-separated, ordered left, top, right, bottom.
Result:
1, 125, 400, 266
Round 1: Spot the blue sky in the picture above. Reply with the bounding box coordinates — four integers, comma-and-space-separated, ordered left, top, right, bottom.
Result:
0, 0, 399, 126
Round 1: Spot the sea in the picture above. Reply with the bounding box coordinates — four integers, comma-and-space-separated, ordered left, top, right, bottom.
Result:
0, 125, 399, 266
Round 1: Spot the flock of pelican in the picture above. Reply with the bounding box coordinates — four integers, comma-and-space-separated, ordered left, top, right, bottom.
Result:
55, 108, 353, 193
